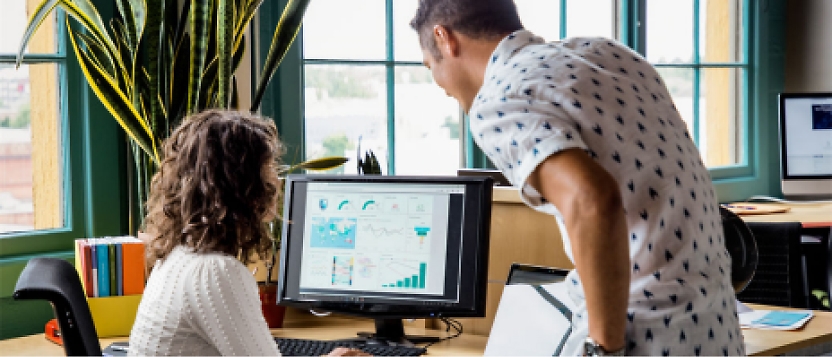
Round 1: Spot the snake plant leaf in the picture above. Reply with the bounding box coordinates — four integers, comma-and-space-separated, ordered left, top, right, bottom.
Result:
59, 0, 123, 71
168, 32, 190, 126
70, 29, 160, 164
15, 0, 61, 68
187, 0, 210, 114
198, 57, 218, 109
144, 0, 165, 134
77, 32, 115, 76
234, 0, 264, 51
250, 0, 310, 111
108, 19, 134, 95
217, 0, 233, 107
142, 67, 168, 124
115, 0, 146, 51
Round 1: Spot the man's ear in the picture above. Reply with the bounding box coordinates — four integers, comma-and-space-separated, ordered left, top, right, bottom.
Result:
432, 25, 460, 58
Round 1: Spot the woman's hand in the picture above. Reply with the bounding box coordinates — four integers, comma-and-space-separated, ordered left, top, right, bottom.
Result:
326, 347, 371, 356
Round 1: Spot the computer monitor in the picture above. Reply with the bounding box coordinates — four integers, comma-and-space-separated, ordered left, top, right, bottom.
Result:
778, 93, 832, 199
277, 175, 493, 344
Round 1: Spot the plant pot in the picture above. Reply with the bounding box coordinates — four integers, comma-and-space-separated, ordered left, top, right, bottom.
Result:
258, 283, 286, 328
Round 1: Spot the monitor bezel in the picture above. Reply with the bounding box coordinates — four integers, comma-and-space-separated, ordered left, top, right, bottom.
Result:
276, 174, 493, 319
778, 92, 832, 181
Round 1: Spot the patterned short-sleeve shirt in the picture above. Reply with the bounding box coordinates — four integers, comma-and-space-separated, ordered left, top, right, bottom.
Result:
469, 30, 745, 356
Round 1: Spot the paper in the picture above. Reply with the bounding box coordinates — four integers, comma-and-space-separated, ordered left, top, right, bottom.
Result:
485, 282, 584, 356
739, 310, 813, 330
735, 300, 753, 313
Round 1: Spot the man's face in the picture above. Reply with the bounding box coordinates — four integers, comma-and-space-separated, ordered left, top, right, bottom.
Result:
421, 44, 468, 110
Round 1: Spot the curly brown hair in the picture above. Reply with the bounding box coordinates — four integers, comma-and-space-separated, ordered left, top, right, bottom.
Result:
144, 109, 282, 264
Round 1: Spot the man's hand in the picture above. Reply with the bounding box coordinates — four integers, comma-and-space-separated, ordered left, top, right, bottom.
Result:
326, 347, 372, 356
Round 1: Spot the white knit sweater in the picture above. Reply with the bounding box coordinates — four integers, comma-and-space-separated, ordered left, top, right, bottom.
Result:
129, 246, 280, 356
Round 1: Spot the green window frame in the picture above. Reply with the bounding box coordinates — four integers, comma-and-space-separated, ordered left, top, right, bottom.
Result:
263, 0, 785, 201
0, 1, 127, 339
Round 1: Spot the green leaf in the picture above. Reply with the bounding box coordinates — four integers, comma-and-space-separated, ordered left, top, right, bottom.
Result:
281, 157, 349, 174
187, 0, 211, 114
217, 0, 234, 107
59, 0, 123, 71
15, 0, 61, 67
77, 32, 115, 76
168, 32, 191, 129
234, 0, 264, 50
70, 28, 159, 164
116, 0, 144, 52
144, 0, 165, 135
251, 0, 310, 111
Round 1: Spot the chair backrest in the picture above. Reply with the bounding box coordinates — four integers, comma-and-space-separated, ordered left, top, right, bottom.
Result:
721, 207, 759, 293
737, 221, 807, 308
13, 257, 102, 356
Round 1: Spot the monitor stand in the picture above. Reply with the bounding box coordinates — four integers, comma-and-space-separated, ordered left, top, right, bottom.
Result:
353, 318, 443, 346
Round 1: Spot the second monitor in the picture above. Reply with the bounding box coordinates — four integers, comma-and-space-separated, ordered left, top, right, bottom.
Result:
277, 175, 493, 344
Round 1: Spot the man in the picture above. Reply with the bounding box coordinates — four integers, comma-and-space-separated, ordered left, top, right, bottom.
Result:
411, 0, 744, 355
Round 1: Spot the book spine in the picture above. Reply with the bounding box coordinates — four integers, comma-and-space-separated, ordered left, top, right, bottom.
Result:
97, 242, 110, 297
74, 239, 84, 295
109, 244, 117, 296
91, 243, 98, 298
83, 241, 93, 297
116, 243, 123, 296
122, 240, 147, 295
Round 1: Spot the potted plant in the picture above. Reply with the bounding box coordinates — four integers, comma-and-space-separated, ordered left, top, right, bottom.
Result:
18, 0, 348, 327
16, 0, 321, 233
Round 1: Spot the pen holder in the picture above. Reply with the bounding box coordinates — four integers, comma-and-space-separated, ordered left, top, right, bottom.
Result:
87, 294, 143, 337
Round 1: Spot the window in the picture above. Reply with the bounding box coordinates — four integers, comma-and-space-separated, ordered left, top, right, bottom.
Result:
300, 0, 459, 175
0, 1, 63, 235
0, 0, 126, 258
644, 0, 747, 169
266, 0, 770, 200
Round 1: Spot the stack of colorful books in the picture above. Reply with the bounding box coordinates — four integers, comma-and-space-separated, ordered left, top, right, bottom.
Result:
74, 236, 146, 298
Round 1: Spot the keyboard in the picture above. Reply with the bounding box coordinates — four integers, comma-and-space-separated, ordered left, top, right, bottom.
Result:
274, 337, 427, 356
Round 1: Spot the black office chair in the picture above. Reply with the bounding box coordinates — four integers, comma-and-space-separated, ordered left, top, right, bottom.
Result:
730, 217, 807, 308
13, 257, 102, 356
720, 207, 759, 293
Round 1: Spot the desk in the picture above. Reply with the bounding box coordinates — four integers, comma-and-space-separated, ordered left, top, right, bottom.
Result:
738, 201, 832, 228
2, 307, 832, 356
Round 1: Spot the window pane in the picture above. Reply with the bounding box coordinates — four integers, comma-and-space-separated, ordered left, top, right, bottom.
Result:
700, 67, 744, 167
646, 0, 693, 63
700, 0, 743, 63
0, 63, 63, 234
393, 0, 421, 62
0, 0, 59, 54
657, 67, 695, 134
566, 0, 614, 38
394, 66, 460, 175
304, 65, 387, 174
303, 0, 386, 60
515, 0, 561, 41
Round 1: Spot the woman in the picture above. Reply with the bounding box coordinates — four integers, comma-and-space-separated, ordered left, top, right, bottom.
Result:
129, 110, 363, 356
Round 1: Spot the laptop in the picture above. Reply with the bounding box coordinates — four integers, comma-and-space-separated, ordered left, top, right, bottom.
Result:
485, 263, 579, 356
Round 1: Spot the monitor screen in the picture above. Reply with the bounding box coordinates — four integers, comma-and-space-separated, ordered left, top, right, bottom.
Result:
277, 175, 493, 343
778, 93, 832, 198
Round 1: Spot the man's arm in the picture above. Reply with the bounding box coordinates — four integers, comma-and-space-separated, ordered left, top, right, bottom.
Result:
528, 148, 630, 352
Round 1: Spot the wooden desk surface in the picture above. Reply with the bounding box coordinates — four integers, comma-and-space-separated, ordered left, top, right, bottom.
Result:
728, 201, 832, 227
2, 307, 831, 356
